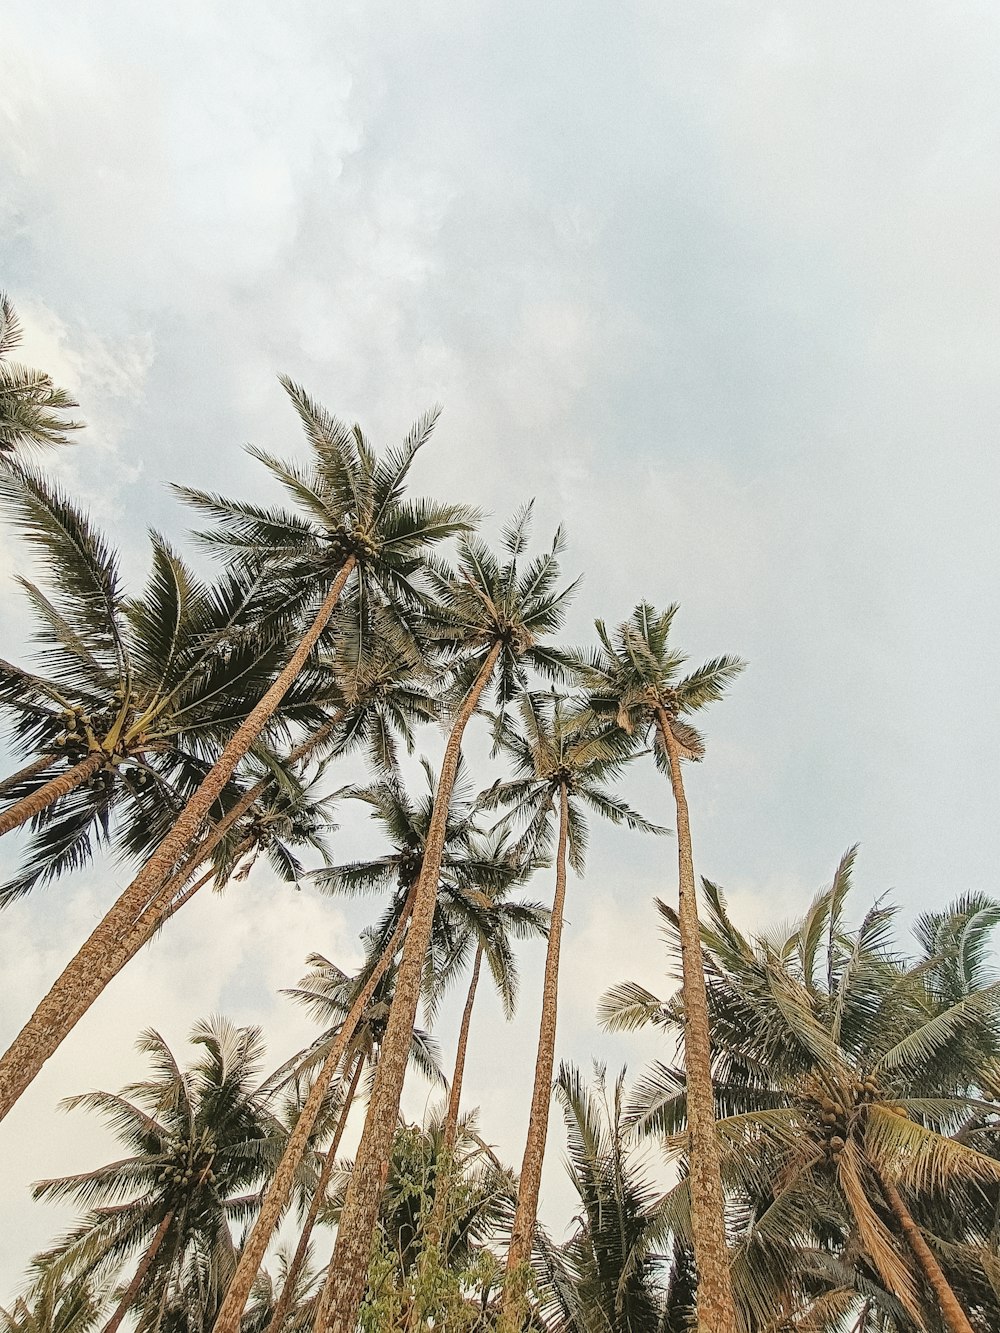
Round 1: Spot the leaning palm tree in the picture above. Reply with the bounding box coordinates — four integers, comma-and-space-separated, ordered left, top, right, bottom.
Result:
309, 507, 577, 1333
482, 691, 665, 1333
603, 858, 1000, 1333
573, 603, 744, 1333
0, 293, 83, 456
25, 1019, 287, 1333
0, 385, 472, 1122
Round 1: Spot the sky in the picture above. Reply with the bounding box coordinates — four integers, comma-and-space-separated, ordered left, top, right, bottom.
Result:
2, 0, 999, 1298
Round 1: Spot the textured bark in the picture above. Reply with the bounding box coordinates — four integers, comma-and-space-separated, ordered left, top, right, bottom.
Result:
211, 879, 418, 1333
102, 1209, 174, 1333
880, 1173, 975, 1333
0, 750, 103, 837
265, 1056, 365, 1333
0, 752, 59, 798
656, 709, 737, 1333
498, 783, 569, 1333
0, 560, 356, 1122
313, 644, 502, 1333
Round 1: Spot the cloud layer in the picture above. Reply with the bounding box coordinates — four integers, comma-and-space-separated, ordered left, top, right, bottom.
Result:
2, 0, 999, 1294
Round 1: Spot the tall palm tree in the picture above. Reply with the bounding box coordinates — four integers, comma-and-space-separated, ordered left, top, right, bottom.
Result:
534, 1062, 669, 1333
0, 385, 471, 1122
482, 691, 664, 1333
26, 1019, 287, 1333
0, 293, 83, 456
573, 603, 744, 1333
312, 507, 576, 1333
602, 858, 1000, 1333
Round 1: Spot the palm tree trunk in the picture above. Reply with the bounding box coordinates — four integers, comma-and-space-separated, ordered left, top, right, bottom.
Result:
0, 559, 356, 1123
265, 1056, 365, 1333
211, 876, 419, 1333
102, 1209, 175, 1333
655, 708, 736, 1333
0, 750, 103, 837
406, 941, 485, 1331
498, 783, 569, 1333
0, 752, 58, 798
879, 1173, 975, 1333
444, 943, 483, 1151
313, 642, 502, 1333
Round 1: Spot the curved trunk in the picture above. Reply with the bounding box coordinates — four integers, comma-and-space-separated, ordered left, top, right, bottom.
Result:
265, 1055, 365, 1333
0, 559, 356, 1123
102, 1210, 175, 1333
498, 783, 569, 1333
313, 643, 502, 1333
0, 751, 103, 837
656, 708, 736, 1333
0, 752, 59, 798
879, 1172, 975, 1333
211, 878, 419, 1333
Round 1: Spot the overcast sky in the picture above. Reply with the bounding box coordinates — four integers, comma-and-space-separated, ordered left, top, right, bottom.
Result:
2, 0, 999, 1297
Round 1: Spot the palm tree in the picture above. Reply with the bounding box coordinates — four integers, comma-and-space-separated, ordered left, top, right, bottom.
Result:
602, 856, 1000, 1333
533, 1062, 668, 1333
482, 691, 665, 1333
0, 293, 83, 456
312, 507, 576, 1333
0, 386, 471, 1122
573, 603, 744, 1333
0, 1272, 108, 1333
26, 1019, 287, 1333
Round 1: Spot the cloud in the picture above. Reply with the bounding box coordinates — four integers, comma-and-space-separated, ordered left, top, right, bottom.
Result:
2, 0, 1000, 1294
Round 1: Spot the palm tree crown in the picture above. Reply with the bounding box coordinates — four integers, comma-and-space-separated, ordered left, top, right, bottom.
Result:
0, 294, 83, 455
28, 1020, 286, 1333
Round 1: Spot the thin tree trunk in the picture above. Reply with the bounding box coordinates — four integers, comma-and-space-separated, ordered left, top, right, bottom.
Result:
102, 1210, 175, 1333
0, 752, 58, 798
656, 708, 736, 1333
498, 783, 569, 1333
880, 1173, 975, 1333
211, 877, 420, 1333
265, 1056, 365, 1333
0, 751, 103, 837
444, 943, 483, 1152
0, 559, 356, 1123
313, 643, 502, 1333
406, 942, 486, 1331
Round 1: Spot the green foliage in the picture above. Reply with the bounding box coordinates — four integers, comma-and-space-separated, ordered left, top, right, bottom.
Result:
0, 294, 84, 456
